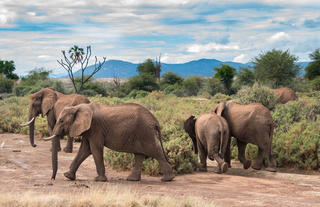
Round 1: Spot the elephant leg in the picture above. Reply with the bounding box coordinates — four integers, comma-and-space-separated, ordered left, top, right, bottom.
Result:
224, 137, 231, 168
252, 147, 264, 170
89, 140, 107, 182
197, 142, 208, 172
158, 157, 175, 182
237, 140, 251, 169
127, 154, 145, 181
64, 138, 91, 181
264, 145, 277, 172
213, 153, 228, 174
63, 136, 73, 153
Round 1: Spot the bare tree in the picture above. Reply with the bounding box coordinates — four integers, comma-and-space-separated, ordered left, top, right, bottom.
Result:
57, 45, 106, 93
154, 54, 161, 82
112, 72, 121, 91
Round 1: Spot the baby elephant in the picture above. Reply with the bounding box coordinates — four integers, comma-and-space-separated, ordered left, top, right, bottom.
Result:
184, 114, 229, 173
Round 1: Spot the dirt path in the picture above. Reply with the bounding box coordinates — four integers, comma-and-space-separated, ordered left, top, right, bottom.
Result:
0, 133, 320, 207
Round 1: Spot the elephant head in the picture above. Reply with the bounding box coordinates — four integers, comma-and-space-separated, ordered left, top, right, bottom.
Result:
44, 104, 93, 180
183, 115, 198, 154
21, 88, 58, 147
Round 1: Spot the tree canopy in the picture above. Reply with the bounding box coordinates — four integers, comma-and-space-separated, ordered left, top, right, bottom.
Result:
305, 48, 320, 80
253, 49, 300, 88
0, 60, 19, 80
214, 64, 236, 92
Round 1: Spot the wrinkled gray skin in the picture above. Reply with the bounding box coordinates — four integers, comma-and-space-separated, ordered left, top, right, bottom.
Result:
211, 101, 276, 172
23, 88, 89, 152
47, 103, 175, 182
273, 88, 297, 104
184, 114, 229, 173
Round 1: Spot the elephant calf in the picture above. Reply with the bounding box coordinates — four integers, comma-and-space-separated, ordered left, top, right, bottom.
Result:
44, 103, 175, 182
184, 113, 229, 173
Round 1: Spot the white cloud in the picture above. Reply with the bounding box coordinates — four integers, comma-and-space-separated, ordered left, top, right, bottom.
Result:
233, 54, 248, 63
268, 32, 290, 43
187, 42, 240, 53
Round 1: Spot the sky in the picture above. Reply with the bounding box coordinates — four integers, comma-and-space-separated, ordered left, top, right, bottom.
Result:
0, 0, 320, 75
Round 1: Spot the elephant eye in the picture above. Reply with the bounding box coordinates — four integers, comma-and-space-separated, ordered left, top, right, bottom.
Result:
60, 119, 64, 123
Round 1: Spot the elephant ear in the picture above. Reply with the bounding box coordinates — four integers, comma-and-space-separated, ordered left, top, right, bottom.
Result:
183, 115, 198, 154
69, 105, 93, 137
211, 102, 226, 116
41, 89, 57, 116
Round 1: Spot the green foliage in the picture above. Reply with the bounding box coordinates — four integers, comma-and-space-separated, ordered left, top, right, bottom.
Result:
75, 78, 107, 96
137, 59, 156, 76
0, 59, 19, 80
253, 49, 301, 88
305, 48, 320, 80
126, 74, 159, 93
207, 77, 227, 95
0, 75, 15, 93
234, 84, 277, 110
160, 72, 183, 90
232, 67, 255, 92
311, 76, 320, 91
127, 89, 149, 98
181, 76, 203, 96
12, 68, 65, 96
214, 64, 236, 92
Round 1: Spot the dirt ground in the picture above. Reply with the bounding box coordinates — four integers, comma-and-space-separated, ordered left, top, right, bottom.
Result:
1, 133, 320, 207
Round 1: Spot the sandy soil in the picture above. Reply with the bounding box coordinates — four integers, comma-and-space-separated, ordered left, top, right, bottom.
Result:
0, 133, 320, 207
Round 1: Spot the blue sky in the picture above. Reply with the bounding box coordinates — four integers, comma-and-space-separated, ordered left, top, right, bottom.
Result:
0, 0, 320, 75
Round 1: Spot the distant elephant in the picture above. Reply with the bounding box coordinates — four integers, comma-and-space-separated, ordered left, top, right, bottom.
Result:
211, 101, 276, 172
184, 114, 229, 173
21, 88, 90, 153
44, 103, 175, 182
273, 87, 297, 104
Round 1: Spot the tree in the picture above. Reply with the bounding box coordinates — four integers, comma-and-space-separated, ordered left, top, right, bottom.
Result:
57, 45, 106, 93
154, 55, 161, 82
0, 60, 19, 80
214, 64, 236, 93
253, 49, 300, 88
160, 72, 183, 89
235, 67, 255, 86
305, 48, 320, 80
137, 59, 156, 76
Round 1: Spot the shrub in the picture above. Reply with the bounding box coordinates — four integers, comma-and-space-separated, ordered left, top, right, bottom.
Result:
207, 77, 227, 95
181, 76, 204, 96
0, 76, 14, 93
311, 76, 320, 91
234, 84, 276, 110
127, 89, 149, 98
160, 72, 183, 90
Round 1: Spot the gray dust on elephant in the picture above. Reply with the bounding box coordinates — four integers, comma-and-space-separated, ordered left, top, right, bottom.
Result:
184, 113, 229, 173
20, 88, 90, 153
44, 102, 175, 182
211, 101, 276, 172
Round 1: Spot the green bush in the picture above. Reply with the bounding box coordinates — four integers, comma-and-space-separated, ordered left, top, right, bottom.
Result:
311, 76, 320, 91
234, 84, 276, 110
127, 89, 149, 98
160, 72, 183, 90
181, 76, 204, 96
206, 77, 227, 95
0, 76, 14, 93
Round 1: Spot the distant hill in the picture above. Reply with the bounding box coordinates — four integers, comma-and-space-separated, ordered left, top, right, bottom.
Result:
55, 58, 309, 78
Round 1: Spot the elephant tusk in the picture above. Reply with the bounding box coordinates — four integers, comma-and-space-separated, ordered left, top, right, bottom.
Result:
43, 134, 56, 141
20, 117, 35, 126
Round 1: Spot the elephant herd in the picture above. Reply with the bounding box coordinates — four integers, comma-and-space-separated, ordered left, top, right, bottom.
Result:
20, 87, 297, 182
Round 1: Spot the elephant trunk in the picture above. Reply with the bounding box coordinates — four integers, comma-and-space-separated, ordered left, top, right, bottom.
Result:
51, 135, 59, 180
29, 119, 36, 147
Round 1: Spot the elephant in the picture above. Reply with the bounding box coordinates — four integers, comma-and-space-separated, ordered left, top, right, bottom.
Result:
273, 87, 297, 104
43, 102, 175, 182
21, 88, 90, 153
184, 114, 229, 173
211, 101, 276, 172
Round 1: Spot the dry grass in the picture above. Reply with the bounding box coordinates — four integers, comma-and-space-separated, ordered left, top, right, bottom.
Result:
0, 185, 216, 207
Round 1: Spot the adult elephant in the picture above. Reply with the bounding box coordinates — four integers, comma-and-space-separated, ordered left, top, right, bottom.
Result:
273, 87, 297, 104
21, 88, 90, 153
44, 103, 175, 182
184, 114, 229, 173
211, 101, 276, 172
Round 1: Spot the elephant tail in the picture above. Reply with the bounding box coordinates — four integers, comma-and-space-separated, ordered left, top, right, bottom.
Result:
155, 125, 170, 164
268, 122, 275, 162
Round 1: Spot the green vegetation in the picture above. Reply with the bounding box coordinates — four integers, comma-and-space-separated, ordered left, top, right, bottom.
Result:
305, 48, 320, 80
0, 59, 18, 80
214, 64, 236, 94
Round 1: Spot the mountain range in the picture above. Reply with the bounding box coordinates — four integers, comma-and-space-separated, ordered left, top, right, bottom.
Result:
53, 58, 309, 78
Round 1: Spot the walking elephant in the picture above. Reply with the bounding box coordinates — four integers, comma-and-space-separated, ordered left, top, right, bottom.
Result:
211, 101, 276, 172
21, 88, 90, 153
273, 87, 297, 104
184, 113, 229, 173
44, 103, 175, 182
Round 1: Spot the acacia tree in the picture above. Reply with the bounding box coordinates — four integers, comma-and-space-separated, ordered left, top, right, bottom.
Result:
253, 49, 300, 88
214, 64, 236, 93
305, 48, 320, 80
0, 60, 19, 80
57, 45, 106, 93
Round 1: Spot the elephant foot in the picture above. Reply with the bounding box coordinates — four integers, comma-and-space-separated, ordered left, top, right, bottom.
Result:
64, 171, 76, 180
252, 163, 262, 170
243, 160, 251, 169
63, 147, 73, 153
265, 167, 277, 172
161, 173, 175, 182
95, 175, 108, 182
127, 172, 141, 181
220, 162, 228, 173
